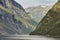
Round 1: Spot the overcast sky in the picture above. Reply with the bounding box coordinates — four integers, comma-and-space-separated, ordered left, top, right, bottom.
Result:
15, 0, 58, 8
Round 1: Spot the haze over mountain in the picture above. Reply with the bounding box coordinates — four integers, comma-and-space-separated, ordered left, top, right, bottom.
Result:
25, 6, 52, 22
0, 0, 37, 35
30, 0, 60, 37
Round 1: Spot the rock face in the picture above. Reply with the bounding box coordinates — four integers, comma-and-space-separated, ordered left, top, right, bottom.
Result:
0, 0, 37, 35
25, 6, 51, 23
0, 0, 25, 10
30, 0, 60, 37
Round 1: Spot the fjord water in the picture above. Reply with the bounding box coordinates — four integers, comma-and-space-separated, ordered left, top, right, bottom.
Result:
0, 35, 60, 40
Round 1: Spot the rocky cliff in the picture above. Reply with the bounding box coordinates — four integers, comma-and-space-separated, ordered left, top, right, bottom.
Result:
0, 0, 37, 35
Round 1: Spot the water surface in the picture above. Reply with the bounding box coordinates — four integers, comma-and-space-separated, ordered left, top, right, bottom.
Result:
0, 35, 60, 40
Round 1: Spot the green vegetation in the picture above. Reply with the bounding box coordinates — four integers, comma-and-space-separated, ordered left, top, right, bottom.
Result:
30, 0, 60, 37
0, 5, 13, 15
13, 6, 37, 26
0, 5, 35, 30
15, 15, 35, 30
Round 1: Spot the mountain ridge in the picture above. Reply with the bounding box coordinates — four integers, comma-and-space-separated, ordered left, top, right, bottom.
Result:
25, 5, 51, 22
0, 0, 37, 35
30, 0, 60, 37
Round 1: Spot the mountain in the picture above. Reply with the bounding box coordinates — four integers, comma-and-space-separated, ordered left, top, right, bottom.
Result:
30, 0, 60, 37
25, 6, 51, 23
0, 0, 37, 35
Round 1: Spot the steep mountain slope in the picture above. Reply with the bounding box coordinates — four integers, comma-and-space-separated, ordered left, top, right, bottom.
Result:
0, 0, 25, 11
25, 6, 51, 22
30, 0, 60, 37
0, 0, 37, 35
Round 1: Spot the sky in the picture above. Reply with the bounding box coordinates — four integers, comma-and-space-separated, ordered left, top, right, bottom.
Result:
15, 0, 58, 8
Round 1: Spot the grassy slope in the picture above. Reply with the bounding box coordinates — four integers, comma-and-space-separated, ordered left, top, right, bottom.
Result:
0, 5, 35, 30
30, 0, 60, 37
